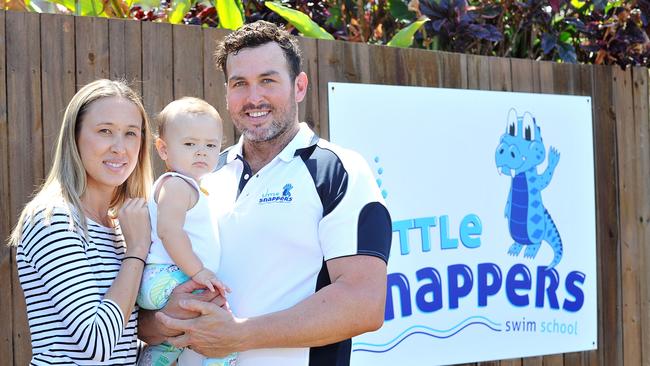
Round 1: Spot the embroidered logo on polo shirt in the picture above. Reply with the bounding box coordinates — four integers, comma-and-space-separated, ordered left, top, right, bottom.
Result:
259, 183, 294, 204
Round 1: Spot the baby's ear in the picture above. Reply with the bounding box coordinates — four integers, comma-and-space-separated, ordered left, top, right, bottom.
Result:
155, 137, 168, 160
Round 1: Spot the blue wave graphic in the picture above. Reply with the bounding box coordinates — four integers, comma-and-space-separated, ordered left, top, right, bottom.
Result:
352, 316, 502, 354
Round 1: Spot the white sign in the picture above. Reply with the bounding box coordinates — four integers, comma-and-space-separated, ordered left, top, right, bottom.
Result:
328, 82, 597, 365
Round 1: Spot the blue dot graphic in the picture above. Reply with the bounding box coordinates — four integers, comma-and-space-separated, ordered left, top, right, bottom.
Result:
373, 155, 387, 199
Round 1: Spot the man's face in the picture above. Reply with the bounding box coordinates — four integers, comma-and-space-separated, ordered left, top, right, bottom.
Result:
225, 42, 306, 143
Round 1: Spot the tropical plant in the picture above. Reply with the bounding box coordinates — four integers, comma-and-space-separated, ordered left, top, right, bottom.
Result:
4, 0, 650, 67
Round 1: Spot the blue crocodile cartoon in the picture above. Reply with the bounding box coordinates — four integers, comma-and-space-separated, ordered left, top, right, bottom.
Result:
495, 108, 563, 269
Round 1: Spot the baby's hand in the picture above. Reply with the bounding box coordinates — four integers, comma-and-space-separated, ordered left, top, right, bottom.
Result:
192, 268, 231, 296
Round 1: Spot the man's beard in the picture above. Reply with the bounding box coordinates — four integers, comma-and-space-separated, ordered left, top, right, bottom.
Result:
235, 101, 297, 143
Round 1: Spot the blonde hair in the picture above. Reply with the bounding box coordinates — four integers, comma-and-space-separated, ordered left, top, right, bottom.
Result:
156, 97, 222, 138
8, 79, 153, 246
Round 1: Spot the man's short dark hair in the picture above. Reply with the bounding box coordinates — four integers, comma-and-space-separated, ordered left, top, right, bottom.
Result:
215, 21, 303, 80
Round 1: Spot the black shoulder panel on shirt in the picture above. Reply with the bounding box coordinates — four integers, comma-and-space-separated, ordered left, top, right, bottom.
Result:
296, 144, 349, 217
358, 202, 392, 263
215, 147, 232, 172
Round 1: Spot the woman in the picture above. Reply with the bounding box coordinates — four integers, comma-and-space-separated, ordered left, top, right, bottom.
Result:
9, 79, 153, 365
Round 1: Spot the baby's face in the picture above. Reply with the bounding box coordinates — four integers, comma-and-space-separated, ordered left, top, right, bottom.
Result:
157, 113, 223, 181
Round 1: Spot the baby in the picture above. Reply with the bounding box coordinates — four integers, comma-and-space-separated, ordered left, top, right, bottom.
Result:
137, 97, 236, 366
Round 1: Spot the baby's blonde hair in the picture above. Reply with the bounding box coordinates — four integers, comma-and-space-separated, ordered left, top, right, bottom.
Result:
157, 97, 222, 138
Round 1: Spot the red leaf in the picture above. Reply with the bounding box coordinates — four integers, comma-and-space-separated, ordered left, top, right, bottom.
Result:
550, 0, 560, 12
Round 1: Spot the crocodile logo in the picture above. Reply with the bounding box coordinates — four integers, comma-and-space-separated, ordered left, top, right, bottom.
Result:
495, 108, 563, 269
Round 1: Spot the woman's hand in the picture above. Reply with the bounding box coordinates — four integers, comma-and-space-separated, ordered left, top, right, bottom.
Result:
117, 198, 151, 258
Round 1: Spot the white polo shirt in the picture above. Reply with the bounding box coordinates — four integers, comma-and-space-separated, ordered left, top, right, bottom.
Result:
185, 122, 391, 366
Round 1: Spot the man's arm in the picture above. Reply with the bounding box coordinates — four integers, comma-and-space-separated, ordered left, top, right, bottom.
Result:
158, 255, 387, 357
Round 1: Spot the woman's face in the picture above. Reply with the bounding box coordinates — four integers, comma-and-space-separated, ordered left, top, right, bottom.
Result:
76, 96, 143, 195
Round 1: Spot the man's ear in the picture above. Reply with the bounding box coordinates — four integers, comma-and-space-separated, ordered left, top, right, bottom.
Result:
155, 137, 168, 161
294, 71, 308, 103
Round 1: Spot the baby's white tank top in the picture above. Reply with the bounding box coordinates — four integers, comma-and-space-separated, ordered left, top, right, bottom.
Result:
146, 172, 221, 273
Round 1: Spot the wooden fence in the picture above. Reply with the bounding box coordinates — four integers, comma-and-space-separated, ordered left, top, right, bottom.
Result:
1, 9, 649, 366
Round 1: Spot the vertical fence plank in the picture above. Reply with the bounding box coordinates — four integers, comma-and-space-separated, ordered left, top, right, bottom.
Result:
408, 47, 441, 88
466, 54, 490, 90
173, 24, 203, 99
500, 359, 523, 366
393, 47, 416, 86
615, 66, 643, 366
142, 21, 173, 176
297, 37, 320, 134
75, 16, 109, 88
542, 354, 564, 366
109, 18, 142, 95
369, 44, 399, 89
632, 67, 650, 366
317, 39, 370, 139
631, 66, 650, 366
592, 64, 622, 366
203, 28, 234, 147
7, 11, 42, 366
0, 10, 12, 366
510, 58, 534, 93
579, 64, 600, 366
489, 56, 512, 91
538, 61, 554, 94
564, 352, 587, 366
522, 357, 543, 366
552, 63, 576, 95
478, 361, 500, 366
41, 13, 75, 173
439, 51, 467, 89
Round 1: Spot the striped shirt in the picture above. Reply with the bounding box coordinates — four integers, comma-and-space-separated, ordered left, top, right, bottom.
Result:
16, 207, 141, 365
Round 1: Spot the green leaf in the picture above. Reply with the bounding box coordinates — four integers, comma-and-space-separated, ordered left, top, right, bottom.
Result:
559, 31, 571, 43
388, 0, 415, 22
89, 0, 108, 16
326, 7, 342, 28
46, 0, 105, 16
570, 0, 585, 9
217, 0, 245, 30
169, 0, 191, 24
264, 1, 335, 40
604, 0, 621, 13
387, 18, 428, 48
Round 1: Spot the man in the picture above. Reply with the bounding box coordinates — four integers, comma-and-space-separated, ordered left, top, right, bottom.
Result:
140, 21, 392, 366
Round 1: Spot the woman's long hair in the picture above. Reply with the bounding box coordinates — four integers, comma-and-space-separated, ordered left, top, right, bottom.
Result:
8, 79, 153, 245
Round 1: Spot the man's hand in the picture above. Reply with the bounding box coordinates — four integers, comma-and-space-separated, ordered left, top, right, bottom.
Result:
138, 279, 227, 345
157, 299, 245, 358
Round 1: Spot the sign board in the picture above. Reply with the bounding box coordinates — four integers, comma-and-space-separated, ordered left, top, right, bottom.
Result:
328, 82, 597, 365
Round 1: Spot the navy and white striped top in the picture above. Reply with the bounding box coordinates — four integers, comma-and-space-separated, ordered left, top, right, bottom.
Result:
16, 207, 141, 365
